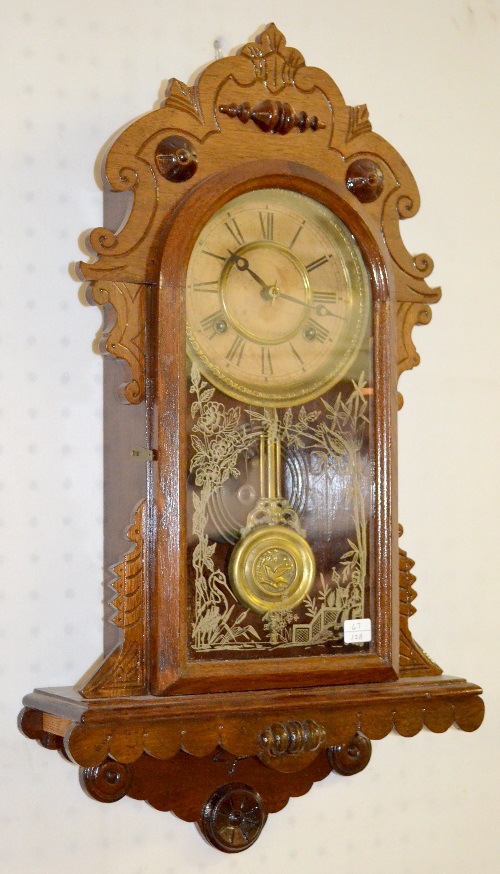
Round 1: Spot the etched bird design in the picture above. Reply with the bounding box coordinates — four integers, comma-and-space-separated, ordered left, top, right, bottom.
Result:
259, 560, 293, 590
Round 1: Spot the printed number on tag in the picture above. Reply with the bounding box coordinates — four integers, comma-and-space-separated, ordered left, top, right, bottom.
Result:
343, 618, 372, 643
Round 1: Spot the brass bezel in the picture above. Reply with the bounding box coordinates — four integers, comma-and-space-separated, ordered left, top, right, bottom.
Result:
228, 524, 316, 614
186, 187, 371, 407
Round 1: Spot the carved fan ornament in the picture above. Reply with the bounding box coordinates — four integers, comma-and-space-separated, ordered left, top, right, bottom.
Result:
19, 24, 482, 852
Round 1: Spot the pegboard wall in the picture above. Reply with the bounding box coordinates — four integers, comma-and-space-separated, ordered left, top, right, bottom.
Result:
2, 2, 499, 872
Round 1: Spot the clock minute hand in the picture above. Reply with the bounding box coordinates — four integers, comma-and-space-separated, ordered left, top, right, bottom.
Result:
225, 252, 341, 317
277, 290, 340, 319
226, 250, 268, 290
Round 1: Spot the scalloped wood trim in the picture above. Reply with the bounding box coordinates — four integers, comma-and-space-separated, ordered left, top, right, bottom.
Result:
77, 502, 147, 698
64, 694, 483, 767
128, 748, 332, 821
15, 678, 480, 767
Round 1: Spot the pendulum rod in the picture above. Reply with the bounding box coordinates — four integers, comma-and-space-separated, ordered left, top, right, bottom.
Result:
260, 416, 282, 500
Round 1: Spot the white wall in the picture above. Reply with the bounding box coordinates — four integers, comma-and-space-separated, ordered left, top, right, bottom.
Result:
2, 1, 499, 872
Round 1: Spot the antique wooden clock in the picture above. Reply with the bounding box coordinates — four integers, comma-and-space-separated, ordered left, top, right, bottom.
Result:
19, 24, 484, 852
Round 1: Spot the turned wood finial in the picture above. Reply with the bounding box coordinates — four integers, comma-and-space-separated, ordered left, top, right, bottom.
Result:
260, 719, 326, 756
218, 99, 325, 135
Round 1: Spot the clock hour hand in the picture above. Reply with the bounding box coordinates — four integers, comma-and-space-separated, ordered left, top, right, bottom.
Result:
225, 251, 338, 316
226, 250, 268, 291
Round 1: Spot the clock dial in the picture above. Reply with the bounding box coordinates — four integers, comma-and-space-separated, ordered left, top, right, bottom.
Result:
186, 189, 370, 407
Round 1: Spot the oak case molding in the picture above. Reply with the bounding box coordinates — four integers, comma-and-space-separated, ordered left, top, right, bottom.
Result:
153, 157, 397, 695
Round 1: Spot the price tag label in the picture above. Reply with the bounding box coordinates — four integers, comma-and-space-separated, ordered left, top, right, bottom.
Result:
344, 618, 372, 643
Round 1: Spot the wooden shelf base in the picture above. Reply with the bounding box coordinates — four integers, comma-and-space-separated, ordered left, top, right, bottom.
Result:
18, 676, 483, 851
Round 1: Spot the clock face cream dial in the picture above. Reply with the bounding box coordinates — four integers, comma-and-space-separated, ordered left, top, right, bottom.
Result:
186, 188, 370, 407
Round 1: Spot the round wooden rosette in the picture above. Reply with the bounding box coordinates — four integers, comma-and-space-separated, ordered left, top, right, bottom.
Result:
200, 783, 267, 853
79, 759, 132, 802
327, 732, 372, 776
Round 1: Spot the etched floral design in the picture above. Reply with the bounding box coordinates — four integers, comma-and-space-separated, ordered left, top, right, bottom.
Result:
189, 365, 261, 649
189, 368, 370, 651
277, 374, 369, 645
263, 609, 299, 645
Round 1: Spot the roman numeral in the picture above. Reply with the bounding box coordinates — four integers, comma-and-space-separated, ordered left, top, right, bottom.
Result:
289, 343, 304, 365
312, 289, 336, 303
306, 255, 329, 272
226, 335, 246, 366
200, 309, 225, 337
289, 221, 305, 250
306, 318, 329, 343
224, 218, 245, 247
261, 346, 273, 375
259, 211, 274, 240
202, 249, 226, 263
193, 280, 219, 294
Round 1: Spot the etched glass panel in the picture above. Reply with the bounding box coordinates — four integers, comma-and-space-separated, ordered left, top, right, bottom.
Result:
184, 189, 374, 660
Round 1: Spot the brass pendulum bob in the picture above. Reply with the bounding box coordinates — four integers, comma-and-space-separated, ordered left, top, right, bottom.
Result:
229, 415, 315, 614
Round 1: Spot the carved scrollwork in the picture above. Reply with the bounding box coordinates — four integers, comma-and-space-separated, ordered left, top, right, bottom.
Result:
413, 252, 434, 275
86, 163, 140, 255
87, 158, 156, 261
346, 104, 372, 141
396, 301, 433, 381
396, 193, 418, 219
78, 22, 442, 393
240, 23, 305, 91
91, 280, 146, 404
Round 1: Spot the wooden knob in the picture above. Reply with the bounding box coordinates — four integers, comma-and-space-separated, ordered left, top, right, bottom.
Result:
155, 135, 198, 182
79, 759, 132, 803
200, 783, 267, 852
327, 731, 372, 775
346, 159, 384, 203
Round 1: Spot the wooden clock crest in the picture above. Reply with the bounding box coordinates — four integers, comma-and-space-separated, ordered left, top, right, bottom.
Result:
19, 24, 483, 852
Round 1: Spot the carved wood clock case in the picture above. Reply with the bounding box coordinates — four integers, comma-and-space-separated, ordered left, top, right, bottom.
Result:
19, 24, 483, 853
